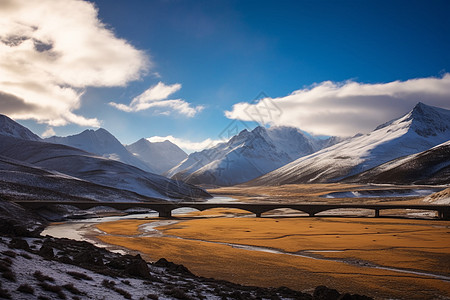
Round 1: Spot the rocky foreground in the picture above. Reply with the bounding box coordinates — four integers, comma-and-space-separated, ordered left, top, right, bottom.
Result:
0, 200, 373, 300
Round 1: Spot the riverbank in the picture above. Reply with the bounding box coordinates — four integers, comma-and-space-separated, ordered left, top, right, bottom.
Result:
0, 200, 374, 300
94, 212, 450, 299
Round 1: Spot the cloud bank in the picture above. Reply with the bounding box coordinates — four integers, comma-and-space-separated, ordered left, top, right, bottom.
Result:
110, 82, 204, 117
147, 135, 224, 153
225, 74, 450, 136
0, 0, 148, 127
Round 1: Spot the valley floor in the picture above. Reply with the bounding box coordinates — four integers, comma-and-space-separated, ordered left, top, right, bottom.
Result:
39, 183, 450, 299
94, 213, 450, 300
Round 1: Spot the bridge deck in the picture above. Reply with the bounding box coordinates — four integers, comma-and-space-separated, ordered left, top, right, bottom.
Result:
11, 200, 450, 220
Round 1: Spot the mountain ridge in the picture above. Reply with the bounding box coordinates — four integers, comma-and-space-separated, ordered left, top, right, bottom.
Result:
168, 125, 335, 186
126, 138, 187, 174
0, 114, 41, 141
251, 102, 450, 185
45, 128, 157, 173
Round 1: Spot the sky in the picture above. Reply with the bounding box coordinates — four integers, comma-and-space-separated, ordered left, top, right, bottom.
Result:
1, 0, 450, 152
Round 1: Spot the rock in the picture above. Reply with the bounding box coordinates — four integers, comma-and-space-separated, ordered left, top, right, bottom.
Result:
126, 254, 150, 279
274, 286, 312, 299
338, 293, 373, 300
313, 286, 340, 300
38, 244, 54, 259
154, 257, 170, 268
154, 258, 194, 276
106, 257, 127, 270
9, 238, 30, 251
58, 256, 73, 264
73, 251, 103, 266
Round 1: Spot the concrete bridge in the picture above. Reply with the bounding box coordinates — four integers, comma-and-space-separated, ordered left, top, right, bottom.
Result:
12, 201, 450, 220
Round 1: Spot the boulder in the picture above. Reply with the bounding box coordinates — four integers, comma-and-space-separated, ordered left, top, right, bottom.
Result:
313, 286, 340, 300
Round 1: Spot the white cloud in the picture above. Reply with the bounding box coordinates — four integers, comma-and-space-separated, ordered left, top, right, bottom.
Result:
109, 82, 204, 117
147, 135, 224, 153
0, 0, 148, 127
225, 74, 450, 136
41, 127, 56, 138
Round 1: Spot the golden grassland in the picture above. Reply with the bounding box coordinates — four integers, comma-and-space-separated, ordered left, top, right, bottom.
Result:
96, 210, 450, 299
208, 183, 431, 204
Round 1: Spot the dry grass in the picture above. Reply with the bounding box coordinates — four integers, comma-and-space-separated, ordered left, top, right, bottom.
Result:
96, 216, 450, 299
96, 219, 151, 235
93, 183, 449, 299
208, 183, 429, 205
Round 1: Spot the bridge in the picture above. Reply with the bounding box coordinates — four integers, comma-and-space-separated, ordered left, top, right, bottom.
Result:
12, 201, 450, 220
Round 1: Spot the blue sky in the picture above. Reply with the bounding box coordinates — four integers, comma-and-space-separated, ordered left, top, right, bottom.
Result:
2, 0, 450, 152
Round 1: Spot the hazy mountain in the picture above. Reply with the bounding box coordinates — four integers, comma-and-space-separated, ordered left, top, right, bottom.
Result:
126, 138, 187, 174
45, 128, 156, 173
252, 103, 450, 185
0, 114, 41, 141
167, 126, 322, 186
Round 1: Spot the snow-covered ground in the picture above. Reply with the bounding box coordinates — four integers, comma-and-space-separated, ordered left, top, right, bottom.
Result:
322, 188, 438, 198
0, 237, 223, 300
424, 188, 450, 205
0, 235, 335, 300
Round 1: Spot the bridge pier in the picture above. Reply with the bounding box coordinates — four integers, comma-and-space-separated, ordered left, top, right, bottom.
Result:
255, 212, 262, 218
158, 209, 172, 218
438, 210, 450, 220
374, 209, 380, 218
308, 213, 315, 217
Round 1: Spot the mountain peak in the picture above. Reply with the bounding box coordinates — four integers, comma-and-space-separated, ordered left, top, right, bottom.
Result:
126, 138, 187, 174
407, 102, 450, 137
0, 114, 41, 141
375, 102, 450, 136
411, 102, 436, 116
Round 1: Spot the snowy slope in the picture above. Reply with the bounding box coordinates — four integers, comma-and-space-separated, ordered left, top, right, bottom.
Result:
45, 128, 156, 173
424, 188, 450, 205
168, 126, 320, 186
0, 135, 210, 201
343, 140, 450, 185
252, 103, 450, 185
0, 154, 166, 203
0, 114, 41, 141
126, 138, 187, 174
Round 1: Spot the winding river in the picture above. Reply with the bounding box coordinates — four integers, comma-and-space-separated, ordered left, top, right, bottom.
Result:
41, 195, 450, 284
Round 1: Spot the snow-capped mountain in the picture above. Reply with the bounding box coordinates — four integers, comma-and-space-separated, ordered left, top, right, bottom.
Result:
343, 140, 450, 185
0, 114, 41, 141
0, 135, 209, 200
0, 154, 162, 203
167, 126, 322, 186
252, 102, 450, 185
126, 138, 187, 174
45, 128, 155, 173
0, 115, 210, 201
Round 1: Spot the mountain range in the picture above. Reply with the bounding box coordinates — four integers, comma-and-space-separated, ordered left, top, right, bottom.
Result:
167, 126, 340, 186
252, 102, 450, 185
0, 115, 209, 202
0, 102, 448, 193
126, 138, 187, 174
45, 129, 187, 175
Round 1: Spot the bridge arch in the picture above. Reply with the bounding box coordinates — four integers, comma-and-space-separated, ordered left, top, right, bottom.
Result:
258, 208, 310, 217
313, 208, 375, 217
158, 205, 260, 218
